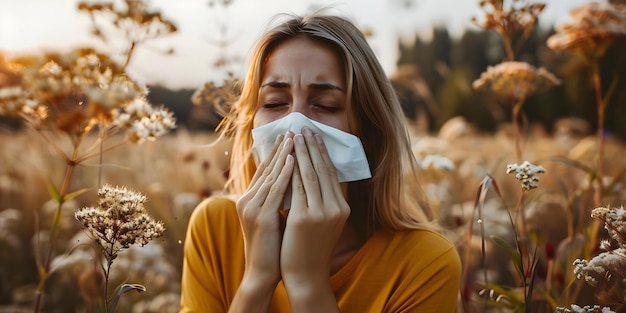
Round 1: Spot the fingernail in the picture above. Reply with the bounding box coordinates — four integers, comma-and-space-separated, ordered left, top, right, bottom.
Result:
314, 134, 323, 144
283, 137, 293, 148
275, 134, 284, 144
295, 134, 304, 144
302, 127, 312, 136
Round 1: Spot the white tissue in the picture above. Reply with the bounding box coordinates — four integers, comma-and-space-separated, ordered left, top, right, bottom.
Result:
251, 112, 371, 182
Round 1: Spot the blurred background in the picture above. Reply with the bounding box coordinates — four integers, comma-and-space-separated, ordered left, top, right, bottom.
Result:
1, 0, 626, 312
3, 0, 624, 137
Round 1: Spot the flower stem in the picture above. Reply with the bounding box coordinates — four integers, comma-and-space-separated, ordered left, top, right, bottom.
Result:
104, 259, 112, 313
593, 61, 605, 208
516, 191, 528, 246
503, 35, 515, 62
33, 144, 81, 313
512, 96, 525, 163
589, 61, 606, 256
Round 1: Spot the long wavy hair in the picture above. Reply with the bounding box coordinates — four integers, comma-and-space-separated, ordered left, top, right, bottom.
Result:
217, 13, 439, 238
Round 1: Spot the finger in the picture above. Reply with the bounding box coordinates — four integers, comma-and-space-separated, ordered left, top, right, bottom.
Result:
241, 134, 285, 207
260, 153, 295, 212
248, 136, 294, 209
248, 132, 294, 198
293, 132, 321, 208
302, 128, 335, 201
314, 133, 344, 202
250, 134, 285, 187
290, 160, 307, 211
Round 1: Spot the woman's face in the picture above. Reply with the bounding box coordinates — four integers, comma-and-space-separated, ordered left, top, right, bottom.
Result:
253, 37, 353, 133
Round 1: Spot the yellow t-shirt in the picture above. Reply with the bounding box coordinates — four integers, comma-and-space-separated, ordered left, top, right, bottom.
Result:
180, 196, 461, 313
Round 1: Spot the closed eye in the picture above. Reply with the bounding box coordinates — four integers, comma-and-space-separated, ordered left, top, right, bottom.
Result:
313, 104, 342, 113
263, 103, 288, 110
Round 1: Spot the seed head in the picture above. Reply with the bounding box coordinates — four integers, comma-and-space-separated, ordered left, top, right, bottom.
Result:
75, 184, 165, 262
547, 2, 626, 58
591, 206, 626, 248
506, 160, 545, 191
473, 61, 561, 99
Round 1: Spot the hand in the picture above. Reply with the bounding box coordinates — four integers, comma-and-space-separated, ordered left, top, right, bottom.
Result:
281, 127, 350, 290
236, 132, 295, 288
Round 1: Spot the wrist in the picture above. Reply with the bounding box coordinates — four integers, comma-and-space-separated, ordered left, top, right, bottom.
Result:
231, 275, 278, 312
283, 275, 338, 312
282, 273, 331, 299
240, 271, 280, 293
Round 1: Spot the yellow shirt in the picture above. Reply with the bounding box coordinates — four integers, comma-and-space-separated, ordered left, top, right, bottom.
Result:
180, 196, 461, 313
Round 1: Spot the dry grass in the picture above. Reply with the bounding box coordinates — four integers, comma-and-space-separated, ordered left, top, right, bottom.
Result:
0, 128, 231, 313
1, 122, 626, 312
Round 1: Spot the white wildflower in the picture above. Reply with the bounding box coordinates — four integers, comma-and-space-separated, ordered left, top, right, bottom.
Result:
600, 239, 612, 251
506, 160, 546, 191
117, 103, 177, 144
573, 248, 626, 287
36, 61, 73, 95
75, 184, 165, 262
555, 304, 616, 313
592, 206, 626, 247
124, 97, 154, 117
84, 75, 144, 109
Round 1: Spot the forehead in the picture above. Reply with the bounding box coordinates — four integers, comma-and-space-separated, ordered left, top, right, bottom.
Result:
261, 37, 346, 83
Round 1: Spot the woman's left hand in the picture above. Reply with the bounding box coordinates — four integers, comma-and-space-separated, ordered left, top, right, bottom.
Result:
280, 127, 350, 300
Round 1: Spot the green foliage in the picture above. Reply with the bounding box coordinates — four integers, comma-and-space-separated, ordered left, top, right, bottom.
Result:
395, 25, 626, 140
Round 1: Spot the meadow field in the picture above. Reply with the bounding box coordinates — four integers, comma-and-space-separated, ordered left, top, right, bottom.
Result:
1, 118, 626, 312
1, 0, 625, 312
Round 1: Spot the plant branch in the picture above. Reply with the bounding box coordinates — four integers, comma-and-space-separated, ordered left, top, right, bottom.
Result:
33, 143, 81, 313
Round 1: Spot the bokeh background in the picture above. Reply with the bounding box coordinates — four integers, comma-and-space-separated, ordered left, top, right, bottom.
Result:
1, 0, 626, 312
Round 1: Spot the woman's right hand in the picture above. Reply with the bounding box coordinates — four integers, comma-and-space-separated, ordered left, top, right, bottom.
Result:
235, 132, 295, 288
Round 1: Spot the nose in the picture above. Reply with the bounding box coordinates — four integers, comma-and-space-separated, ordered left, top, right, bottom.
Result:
288, 94, 310, 118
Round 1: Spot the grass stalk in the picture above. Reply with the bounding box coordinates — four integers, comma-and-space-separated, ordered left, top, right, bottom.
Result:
33, 143, 81, 313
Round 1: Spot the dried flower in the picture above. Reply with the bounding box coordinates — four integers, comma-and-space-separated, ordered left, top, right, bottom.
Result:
599, 239, 612, 251
547, 2, 626, 58
473, 0, 546, 38
78, 0, 177, 44
506, 160, 545, 190
191, 78, 241, 114
591, 206, 626, 248
573, 248, 626, 287
83, 74, 145, 112
555, 304, 616, 313
0, 48, 176, 143
113, 98, 177, 144
74, 184, 165, 262
570, 206, 626, 292
0, 86, 42, 116
472, 0, 546, 60
473, 61, 561, 99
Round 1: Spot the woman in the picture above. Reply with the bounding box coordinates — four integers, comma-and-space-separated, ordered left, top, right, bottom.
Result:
180, 13, 461, 313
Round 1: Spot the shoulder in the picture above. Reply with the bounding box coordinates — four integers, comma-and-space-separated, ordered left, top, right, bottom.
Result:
374, 229, 460, 271
188, 195, 239, 230
369, 230, 461, 311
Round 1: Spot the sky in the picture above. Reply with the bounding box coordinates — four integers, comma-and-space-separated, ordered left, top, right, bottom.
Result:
0, 0, 602, 89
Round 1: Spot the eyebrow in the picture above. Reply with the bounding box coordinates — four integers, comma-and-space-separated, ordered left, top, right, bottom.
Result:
261, 81, 344, 92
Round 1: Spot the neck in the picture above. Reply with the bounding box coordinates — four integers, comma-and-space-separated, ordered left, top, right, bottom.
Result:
331, 221, 362, 274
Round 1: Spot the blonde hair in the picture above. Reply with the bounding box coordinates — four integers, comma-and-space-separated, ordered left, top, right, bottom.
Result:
217, 13, 438, 236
